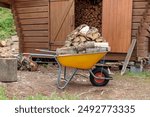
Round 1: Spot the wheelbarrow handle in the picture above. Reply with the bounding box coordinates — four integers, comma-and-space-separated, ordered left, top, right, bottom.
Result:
30, 53, 56, 58
35, 49, 56, 54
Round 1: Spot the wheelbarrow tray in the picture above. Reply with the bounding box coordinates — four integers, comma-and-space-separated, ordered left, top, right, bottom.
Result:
57, 52, 107, 69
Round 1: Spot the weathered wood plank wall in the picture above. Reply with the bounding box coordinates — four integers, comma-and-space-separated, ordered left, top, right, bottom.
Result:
132, 0, 150, 58
12, 0, 49, 53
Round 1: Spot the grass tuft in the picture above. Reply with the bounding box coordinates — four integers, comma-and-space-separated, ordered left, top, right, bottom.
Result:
126, 71, 150, 78
0, 86, 8, 100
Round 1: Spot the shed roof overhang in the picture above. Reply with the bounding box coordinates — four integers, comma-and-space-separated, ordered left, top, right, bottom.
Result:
0, 0, 11, 8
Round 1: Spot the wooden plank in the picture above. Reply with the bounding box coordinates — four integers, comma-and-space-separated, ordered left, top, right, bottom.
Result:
121, 39, 137, 75
23, 37, 48, 42
132, 23, 140, 30
0, 2, 10, 8
134, 0, 145, 1
105, 53, 137, 61
133, 16, 150, 23
133, 2, 147, 9
18, 12, 48, 19
133, 30, 149, 38
50, 0, 75, 49
22, 24, 48, 31
0, 0, 11, 5
16, 0, 48, 8
24, 47, 49, 53
133, 9, 150, 16
20, 18, 48, 25
132, 29, 138, 37
102, 0, 133, 53
23, 31, 48, 37
24, 42, 49, 48
17, 6, 48, 13
137, 50, 148, 57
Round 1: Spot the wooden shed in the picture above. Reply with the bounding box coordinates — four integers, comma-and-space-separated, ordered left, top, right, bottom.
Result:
0, 0, 150, 61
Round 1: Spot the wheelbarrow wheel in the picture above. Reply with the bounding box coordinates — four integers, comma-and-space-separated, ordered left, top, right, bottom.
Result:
90, 67, 109, 86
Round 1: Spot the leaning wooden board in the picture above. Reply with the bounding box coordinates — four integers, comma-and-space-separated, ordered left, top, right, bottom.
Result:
121, 39, 137, 75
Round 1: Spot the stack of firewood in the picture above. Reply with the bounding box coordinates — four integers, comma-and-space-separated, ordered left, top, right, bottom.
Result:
75, 0, 102, 33
56, 24, 110, 55
17, 54, 38, 71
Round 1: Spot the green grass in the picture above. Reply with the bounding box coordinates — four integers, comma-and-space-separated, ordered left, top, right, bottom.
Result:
26, 93, 79, 100
0, 86, 8, 100
0, 7, 16, 40
0, 86, 79, 100
125, 71, 150, 79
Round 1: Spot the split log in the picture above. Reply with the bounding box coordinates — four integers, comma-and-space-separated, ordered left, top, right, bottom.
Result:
75, 42, 95, 52
86, 32, 100, 40
95, 37, 104, 42
79, 36, 86, 42
73, 36, 81, 42
56, 47, 77, 55
86, 48, 100, 53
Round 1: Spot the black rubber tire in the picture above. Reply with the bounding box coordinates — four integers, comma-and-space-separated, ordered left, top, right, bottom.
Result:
90, 67, 110, 86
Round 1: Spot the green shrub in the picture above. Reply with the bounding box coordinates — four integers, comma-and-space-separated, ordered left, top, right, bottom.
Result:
0, 7, 16, 40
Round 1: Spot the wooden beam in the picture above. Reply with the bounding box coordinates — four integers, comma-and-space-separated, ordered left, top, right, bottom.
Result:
0, 0, 11, 5
0, 2, 10, 8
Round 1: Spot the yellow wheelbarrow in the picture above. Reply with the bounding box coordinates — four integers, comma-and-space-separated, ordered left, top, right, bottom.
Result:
34, 50, 112, 89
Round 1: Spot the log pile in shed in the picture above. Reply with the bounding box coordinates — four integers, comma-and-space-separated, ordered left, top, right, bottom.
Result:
56, 24, 110, 55
75, 0, 102, 33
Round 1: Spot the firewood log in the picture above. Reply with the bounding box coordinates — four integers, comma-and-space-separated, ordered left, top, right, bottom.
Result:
73, 36, 81, 42
56, 47, 77, 55
79, 36, 86, 42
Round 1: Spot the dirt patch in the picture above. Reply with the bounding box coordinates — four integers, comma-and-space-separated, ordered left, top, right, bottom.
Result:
0, 65, 150, 100
0, 37, 150, 99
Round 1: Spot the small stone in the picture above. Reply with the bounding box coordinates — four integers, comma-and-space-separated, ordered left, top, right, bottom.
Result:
11, 48, 16, 52
11, 35, 19, 42
0, 40, 7, 47
6, 39, 14, 46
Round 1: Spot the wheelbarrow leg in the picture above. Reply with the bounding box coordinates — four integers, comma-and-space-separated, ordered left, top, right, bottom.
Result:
55, 57, 78, 89
64, 67, 67, 80
57, 66, 78, 89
